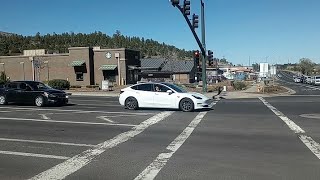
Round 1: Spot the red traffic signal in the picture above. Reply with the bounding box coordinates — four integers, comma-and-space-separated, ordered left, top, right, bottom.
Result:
194, 50, 200, 57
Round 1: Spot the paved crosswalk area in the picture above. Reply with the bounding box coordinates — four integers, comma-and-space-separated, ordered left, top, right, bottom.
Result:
0, 96, 319, 180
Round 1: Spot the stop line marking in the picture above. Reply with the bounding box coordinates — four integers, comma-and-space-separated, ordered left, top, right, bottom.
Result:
0, 150, 69, 160
259, 97, 320, 160
0, 137, 94, 147
0, 117, 136, 127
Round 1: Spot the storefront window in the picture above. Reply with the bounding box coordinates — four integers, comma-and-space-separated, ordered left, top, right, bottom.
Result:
76, 72, 84, 81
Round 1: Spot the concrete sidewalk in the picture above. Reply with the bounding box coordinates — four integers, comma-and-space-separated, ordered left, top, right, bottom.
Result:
66, 83, 295, 99
211, 83, 296, 99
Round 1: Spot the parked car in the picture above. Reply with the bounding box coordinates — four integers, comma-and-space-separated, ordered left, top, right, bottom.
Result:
305, 76, 312, 84
313, 76, 320, 86
119, 82, 214, 112
294, 77, 301, 83
0, 81, 69, 107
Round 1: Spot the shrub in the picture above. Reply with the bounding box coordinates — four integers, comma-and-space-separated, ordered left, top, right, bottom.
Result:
48, 79, 70, 90
0, 72, 9, 85
232, 81, 247, 90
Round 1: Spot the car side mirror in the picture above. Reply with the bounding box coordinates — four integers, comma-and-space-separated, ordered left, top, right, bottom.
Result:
167, 90, 173, 95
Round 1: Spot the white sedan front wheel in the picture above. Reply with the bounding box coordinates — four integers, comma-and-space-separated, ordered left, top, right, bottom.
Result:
179, 98, 194, 112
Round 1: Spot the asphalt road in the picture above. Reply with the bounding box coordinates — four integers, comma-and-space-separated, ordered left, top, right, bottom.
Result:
277, 70, 320, 95
0, 90, 320, 179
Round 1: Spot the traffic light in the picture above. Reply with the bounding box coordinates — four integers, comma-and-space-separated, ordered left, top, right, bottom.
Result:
170, 0, 179, 6
183, 0, 190, 16
208, 50, 213, 66
192, 14, 199, 29
194, 50, 200, 67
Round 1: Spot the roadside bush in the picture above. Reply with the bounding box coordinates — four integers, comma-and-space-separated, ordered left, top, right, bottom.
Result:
48, 79, 70, 90
232, 81, 247, 90
0, 72, 9, 85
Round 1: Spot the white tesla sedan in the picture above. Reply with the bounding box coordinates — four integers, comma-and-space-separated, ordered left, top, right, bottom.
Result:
119, 82, 214, 112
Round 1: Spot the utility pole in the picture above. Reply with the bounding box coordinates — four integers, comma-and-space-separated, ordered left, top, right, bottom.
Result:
201, 0, 207, 92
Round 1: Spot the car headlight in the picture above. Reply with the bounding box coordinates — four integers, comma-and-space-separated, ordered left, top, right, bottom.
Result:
192, 95, 202, 100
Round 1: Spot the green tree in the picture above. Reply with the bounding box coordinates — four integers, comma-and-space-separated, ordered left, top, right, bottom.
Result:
299, 58, 315, 75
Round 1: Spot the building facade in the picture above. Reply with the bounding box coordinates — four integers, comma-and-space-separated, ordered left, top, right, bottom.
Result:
0, 47, 141, 87
140, 58, 196, 83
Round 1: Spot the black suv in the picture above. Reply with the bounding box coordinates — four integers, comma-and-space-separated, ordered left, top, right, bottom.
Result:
0, 81, 69, 107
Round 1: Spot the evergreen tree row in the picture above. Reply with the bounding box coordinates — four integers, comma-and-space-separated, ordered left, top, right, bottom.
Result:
0, 31, 193, 59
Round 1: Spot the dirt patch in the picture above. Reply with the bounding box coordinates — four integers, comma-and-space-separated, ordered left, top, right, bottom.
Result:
251, 85, 288, 94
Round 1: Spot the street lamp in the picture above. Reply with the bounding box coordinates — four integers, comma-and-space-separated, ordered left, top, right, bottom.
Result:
20, 62, 25, 80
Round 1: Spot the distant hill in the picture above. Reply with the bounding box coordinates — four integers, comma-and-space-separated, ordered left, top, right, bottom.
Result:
0, 31, 193, 59
0, 31, 16, 36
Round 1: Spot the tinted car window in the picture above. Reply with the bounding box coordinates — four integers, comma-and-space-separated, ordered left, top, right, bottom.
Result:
19, 83, 27, 90
6, 83, 18, 89
137, 84, 153, 91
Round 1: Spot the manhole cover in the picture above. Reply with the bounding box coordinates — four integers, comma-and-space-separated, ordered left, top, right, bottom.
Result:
299, 114, 320, 119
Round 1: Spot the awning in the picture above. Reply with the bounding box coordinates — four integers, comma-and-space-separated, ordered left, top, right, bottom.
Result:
70, 60, 85, 67
99, 65, 117, 70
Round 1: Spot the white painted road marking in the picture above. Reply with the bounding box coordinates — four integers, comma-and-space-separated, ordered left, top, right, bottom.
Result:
39, 114, 50, 120
259, 97, 320, 159
0, 117, 136, 127
74, 103, 122, 107
0, 111, 10, 113
29, 111, 173, 180
97, 116, 115, 123
134, 112, 208, 180
0, 106, 153, 115
0, 150, 69, 160
0, 137, 94, 147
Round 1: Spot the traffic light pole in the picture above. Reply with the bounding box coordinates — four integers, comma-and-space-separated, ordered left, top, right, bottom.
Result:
175, 4, 207, 92
201, 0, 207, 93
176, 6, 205, 55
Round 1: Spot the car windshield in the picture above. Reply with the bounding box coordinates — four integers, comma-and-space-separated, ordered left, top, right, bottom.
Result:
29, 82, 52, 90
161, 83, 187, 93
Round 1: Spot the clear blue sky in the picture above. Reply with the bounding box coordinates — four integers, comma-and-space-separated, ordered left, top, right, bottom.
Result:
1, 0, 320, 65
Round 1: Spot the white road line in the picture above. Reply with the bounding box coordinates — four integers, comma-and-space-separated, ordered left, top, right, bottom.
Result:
39, 114, 50, 120
0, 107, 153, 115
97, 116, 115, 123
134, 112, 207, 180
29, 111, 173, 180
70, 99, 118, 102
259, 97, 320, 159
0, 137, 94, 147
0, 150, 69, 160
0, 117, 136, 127
75, 103, 122, 107
0, 111, 10, 113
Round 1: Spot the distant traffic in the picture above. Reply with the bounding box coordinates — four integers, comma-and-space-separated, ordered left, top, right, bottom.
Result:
293, 75, 320, 86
